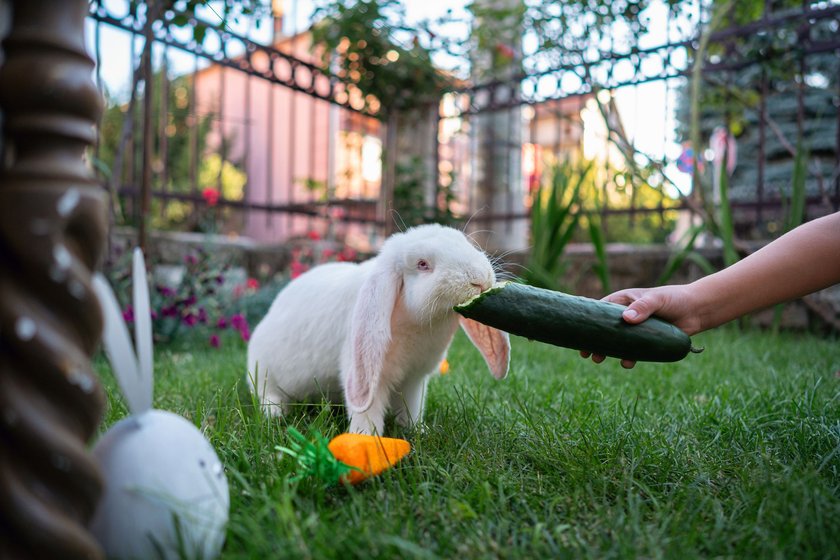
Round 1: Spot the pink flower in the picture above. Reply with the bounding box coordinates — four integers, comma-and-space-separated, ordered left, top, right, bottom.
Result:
246, 278, 259, 291
209, 334, 220, 348
183, 313, 198, 327
239, 326, 251, 342
307, 230, 321, 241
185, 253, 198, 266
216, 316, 228, 329
122, 305, 134, 323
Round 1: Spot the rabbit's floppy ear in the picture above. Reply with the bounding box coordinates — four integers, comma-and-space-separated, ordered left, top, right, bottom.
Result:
345, 259, 401, 413
459, 317, 510, 380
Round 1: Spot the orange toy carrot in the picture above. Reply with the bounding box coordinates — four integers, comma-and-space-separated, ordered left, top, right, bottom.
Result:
328, 433, 412, 485
278, 428, 411, 485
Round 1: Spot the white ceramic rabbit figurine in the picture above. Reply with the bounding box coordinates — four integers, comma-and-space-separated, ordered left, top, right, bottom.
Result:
90, 248, 229, 560
247, 224, 510, 435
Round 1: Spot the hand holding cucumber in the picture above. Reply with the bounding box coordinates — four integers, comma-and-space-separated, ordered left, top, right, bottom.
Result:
583, 212, 840, 368
455, 282, 702, 364
580, 284, 701, 369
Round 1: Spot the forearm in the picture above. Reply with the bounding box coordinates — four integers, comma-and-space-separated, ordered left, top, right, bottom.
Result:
690, 212, 840, 332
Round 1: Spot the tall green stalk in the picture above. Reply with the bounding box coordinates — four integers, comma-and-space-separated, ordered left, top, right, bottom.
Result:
524, 160, 593, 291
771, 138, 809, 332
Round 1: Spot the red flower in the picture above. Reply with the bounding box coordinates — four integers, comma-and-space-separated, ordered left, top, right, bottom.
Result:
291, 261, 308, 279
202, 187, 220, 207
307, 230, 321, 241
338, 247, 358, 262
246, 278, 259, 291
495, 43, 516, 60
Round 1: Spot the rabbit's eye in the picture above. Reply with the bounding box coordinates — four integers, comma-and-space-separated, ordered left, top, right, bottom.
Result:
416, 259, 431, 271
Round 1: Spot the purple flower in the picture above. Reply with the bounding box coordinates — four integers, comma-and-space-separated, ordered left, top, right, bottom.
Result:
183, 313, 198, 327
209, 334, 220, 348
215, 275, 225, 285
185, 253, 198, 266
239, 326, 251, 342
197, 307, 208, 324
216, 316, 228, 329
156, 285, 176, 298
230, 313, 246, 331
151, 309, 159, 320
182, 295, 197, 307
161, 305, 178, 318
122, 305, 134, 323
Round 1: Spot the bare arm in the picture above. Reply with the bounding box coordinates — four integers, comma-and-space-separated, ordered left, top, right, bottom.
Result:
687, 211, 840, 332
582, 211, 840, 368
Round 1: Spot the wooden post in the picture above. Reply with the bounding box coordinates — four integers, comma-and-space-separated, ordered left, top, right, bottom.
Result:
0, 1, 107, 558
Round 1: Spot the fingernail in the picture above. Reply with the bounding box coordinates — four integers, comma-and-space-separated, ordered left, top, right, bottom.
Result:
624, 309, 638, 320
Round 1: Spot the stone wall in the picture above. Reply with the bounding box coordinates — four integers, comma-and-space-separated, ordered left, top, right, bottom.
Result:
112, 228, 292, 279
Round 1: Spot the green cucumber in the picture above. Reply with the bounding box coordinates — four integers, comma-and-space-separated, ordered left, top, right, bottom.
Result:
455, 282, 701, 363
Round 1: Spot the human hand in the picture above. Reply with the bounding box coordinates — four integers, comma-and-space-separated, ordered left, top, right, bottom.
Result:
580, 284, 702, 369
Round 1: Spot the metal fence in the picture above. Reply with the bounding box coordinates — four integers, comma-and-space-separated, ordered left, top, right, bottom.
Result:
87, 1, 840, 254
449, 1, 840, 246
89, 0, 386, 251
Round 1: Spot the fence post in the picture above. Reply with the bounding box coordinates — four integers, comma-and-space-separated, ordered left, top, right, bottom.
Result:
0, 1, 107, 558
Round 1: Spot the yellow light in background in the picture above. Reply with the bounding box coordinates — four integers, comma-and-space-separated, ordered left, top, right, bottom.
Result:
272, 0, 283, 17
361, 135, 382, 183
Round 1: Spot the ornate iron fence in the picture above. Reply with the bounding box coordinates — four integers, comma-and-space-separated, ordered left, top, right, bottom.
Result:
87, 1, 839, 253
448, 1, 840, 246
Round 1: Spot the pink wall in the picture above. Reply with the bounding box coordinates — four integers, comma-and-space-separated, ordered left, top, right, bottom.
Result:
195, 34, 379, 243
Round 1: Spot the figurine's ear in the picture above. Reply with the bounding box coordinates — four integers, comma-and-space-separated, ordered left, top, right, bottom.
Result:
93, 273, 151, 414
131, 248, 154, 411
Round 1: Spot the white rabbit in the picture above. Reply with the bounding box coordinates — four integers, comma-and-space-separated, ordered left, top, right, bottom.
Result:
247, 223, 510, 435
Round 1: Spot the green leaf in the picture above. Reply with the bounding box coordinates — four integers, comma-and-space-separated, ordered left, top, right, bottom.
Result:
193, 23, 208, 45
276, 427, 356, 485
785, 139, 808, 233
588, 216, 610, 294
717, 149, 738, 268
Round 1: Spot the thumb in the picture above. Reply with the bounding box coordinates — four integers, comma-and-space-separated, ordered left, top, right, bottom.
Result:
621, 296, 659, 324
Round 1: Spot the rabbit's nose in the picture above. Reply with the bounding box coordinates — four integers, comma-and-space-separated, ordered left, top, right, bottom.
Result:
470, 281, 491, 293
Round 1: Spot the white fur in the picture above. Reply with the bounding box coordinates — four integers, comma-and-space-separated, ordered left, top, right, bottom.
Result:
247, 224, 510, 435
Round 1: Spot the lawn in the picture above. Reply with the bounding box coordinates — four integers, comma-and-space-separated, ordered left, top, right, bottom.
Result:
95, 326, 840, 559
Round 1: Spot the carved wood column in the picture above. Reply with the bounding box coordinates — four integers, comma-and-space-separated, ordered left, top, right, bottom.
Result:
0, 1, 107, 558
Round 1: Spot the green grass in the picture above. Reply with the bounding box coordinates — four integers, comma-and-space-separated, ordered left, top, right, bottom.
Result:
95, 327, 840, 559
